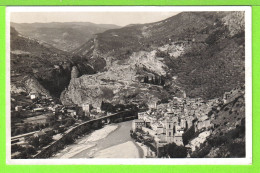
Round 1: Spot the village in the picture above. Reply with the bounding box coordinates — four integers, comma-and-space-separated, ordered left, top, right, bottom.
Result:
11, 91, 110, 159
10, 82, 244, 159
131, 85, 245, 157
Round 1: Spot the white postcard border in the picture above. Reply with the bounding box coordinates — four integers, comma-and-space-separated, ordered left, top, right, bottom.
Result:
6, 6, 252, 165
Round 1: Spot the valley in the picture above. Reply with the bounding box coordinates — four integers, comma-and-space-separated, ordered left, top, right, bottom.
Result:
10, 11, 246, 159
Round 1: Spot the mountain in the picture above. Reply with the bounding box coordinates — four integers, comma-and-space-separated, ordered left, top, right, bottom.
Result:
10, 27, 95, 97
11, 22, 120, 52
62, 11, 245, 106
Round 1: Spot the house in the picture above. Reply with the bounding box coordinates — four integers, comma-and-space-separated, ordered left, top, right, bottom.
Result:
67, 109, 76, 116
48, 106, 58, 113
24, 114, 49, 125
173, 133, 184, 146
29, 92, 39, 100
132, 119, 147, 131
33, 130, 46, 138
155, 118, 188, 146
198, 115, 208, 122
175, 125, 185, 134
223, 88, 243, 104
58, 114, 63, 121
148, 101, 157, 110
15, 106, 22, 112
196, 119, 212, 131
82, 103, 92, 112
180, 119, 187, 129
138, 112, 146, 119
96, 107, 102, 113
33, 107, 45, 112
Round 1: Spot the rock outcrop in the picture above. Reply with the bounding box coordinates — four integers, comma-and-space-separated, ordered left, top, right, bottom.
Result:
71, 11, 245, 100
23, 75, 51, 97
71, 66, 79, 79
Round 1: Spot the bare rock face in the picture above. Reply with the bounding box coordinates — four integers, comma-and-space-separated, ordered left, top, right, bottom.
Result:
60, 77, 113, 107
72, 12, 245, 100
71, 66, 79, 79
11, 84, 26, 94
60, 70, 169, 107
23, 75, 51, 97
222, 11, 245, 36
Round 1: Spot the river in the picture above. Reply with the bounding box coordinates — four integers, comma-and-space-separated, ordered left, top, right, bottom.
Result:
53, 120, 144, 158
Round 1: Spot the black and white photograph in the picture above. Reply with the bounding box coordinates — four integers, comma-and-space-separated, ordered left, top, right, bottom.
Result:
6, 6, 252, 164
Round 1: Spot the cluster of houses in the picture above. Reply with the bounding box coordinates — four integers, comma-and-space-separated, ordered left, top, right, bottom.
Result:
11, 92, 112, 158
13, 91, 107, 123
223, 85, 245, 104
132, 85, 245, 155
132, 95, 219, 149
12, 91, 107, 144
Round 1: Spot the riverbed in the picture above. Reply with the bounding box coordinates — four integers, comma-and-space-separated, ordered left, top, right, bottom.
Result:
53, 120, 144, 158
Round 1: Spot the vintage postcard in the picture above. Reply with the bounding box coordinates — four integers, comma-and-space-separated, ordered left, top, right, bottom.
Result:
5, 6, 252, 165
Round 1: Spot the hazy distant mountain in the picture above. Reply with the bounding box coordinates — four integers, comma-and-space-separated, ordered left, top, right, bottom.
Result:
11, 22, 120, 52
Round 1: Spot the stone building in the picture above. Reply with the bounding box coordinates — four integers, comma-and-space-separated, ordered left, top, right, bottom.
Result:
132, 119, 150, 131
15, 106, 22, 112
29, 92, 39, 100
82, 103, 92, 112
156, 119, 185, 146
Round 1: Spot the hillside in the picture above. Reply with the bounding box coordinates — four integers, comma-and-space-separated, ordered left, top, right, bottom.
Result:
11, 22, 120, 52
11, 27, 95, 97
191, 93, 245, 158
65, 11, 245, 104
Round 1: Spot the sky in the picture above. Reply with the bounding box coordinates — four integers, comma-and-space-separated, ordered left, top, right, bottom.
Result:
10, 12, 179, 26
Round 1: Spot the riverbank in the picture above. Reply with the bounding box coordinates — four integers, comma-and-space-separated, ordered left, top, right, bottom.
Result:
53, 120, 145, 158
94, 141, 140, 158
135, 142, 148, 158
53, 124, 118, 158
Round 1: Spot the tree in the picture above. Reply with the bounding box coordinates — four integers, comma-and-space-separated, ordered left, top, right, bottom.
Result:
160, 77, 165, 86
92, 121, 102, 130
39, 134, 53, 147
25, 147, 37, 155
144, 76, 149, 83
28, 136, 40, 148
53, 124, 60, 130
64, 118, 76, 128
34, 124, 40, 131
39, 124, 45, 129
11, 144, 25, 153
46, 130, 55, 136
63, 135, 74, 145
163, 143, 187, 158
13, 129, 21, 136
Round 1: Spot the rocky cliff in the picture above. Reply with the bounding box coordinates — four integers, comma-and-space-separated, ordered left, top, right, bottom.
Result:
61, 11, 245, 106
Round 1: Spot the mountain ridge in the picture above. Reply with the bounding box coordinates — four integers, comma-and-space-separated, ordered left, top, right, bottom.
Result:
66, 11, 245, 102
11, 22, 120, 52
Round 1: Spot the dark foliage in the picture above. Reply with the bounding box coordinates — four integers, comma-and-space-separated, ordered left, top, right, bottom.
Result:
162, 143, 188, 158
